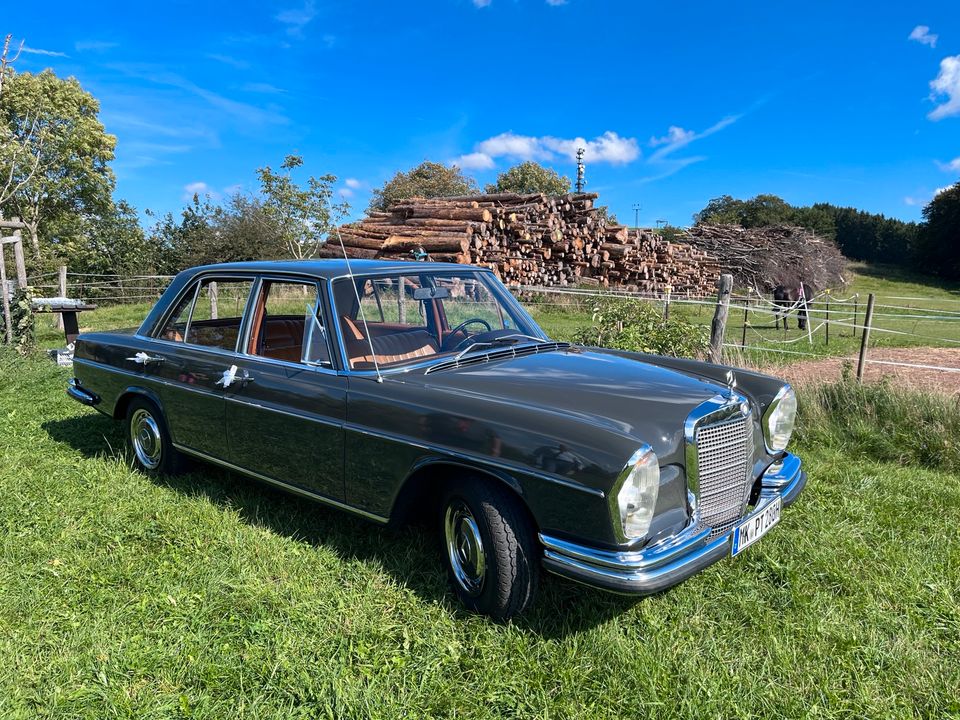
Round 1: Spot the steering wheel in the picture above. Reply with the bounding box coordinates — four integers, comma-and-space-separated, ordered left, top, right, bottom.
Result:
447, 318, 492, 338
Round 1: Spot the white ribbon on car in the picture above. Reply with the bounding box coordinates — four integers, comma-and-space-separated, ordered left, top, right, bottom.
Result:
216, 365, 238, 388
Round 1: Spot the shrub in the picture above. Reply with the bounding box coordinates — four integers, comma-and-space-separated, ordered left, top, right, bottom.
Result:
572, 297, 708, 358
0, 287, 36, 353
796, 378, 960, 474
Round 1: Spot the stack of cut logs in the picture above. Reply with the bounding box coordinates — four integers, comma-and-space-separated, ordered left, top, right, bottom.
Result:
324, 193, 720, 294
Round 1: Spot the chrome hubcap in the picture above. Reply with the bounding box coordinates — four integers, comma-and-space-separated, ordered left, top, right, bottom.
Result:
130, 408, 162, 470
445, 500, 486, 596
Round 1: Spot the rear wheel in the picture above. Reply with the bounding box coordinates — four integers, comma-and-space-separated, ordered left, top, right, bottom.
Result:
126, 398, 185, 476
440, 476, 539, 620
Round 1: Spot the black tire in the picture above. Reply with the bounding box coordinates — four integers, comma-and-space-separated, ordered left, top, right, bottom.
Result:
440, 476, 540, 620
125, 397, 185, 476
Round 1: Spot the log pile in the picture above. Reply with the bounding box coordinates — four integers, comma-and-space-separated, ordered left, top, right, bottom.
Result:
324, 193, 721, 295
679, 224, 848, 291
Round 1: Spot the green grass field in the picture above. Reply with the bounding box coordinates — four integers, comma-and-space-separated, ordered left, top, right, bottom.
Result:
4, 264, 958, 716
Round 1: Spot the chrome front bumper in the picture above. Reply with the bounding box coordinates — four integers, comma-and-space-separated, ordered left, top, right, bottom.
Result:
539, 453, 806, 595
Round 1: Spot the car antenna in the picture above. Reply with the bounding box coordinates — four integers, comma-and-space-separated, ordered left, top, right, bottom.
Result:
332, 223, 383, 383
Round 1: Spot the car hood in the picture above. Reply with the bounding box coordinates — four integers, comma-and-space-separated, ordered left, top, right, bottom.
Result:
416, 346, 727, 462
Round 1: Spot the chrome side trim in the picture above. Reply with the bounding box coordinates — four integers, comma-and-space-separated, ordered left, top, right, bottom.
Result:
540, 452, 806, 595
171, 443, 390, 524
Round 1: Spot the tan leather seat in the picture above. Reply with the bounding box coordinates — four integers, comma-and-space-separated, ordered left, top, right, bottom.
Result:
342, 315, 439, 368
260, 317, 306, 363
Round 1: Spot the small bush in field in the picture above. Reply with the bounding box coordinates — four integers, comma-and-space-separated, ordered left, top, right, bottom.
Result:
573, 297, 708, 358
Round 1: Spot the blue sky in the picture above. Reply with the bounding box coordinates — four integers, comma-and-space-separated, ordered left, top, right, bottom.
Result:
7, 0, 960, 227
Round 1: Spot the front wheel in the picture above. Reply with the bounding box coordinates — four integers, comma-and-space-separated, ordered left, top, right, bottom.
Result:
126, 397, 185, 476
440, 477, 540, 620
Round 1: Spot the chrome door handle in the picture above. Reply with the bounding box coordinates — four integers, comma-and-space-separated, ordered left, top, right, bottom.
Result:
216, 365, 253, 389
126, 352, 165, 365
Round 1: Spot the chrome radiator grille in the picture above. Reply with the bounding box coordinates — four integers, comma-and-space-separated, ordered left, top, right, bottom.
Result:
695, 413, 753, 538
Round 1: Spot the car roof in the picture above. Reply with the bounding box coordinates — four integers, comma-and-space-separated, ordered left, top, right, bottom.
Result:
189, 258, 481, 280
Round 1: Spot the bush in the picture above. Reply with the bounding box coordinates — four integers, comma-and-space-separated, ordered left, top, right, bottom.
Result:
572, 297, 708, 358
0, 287, 36, 353
796, 377, 960, 474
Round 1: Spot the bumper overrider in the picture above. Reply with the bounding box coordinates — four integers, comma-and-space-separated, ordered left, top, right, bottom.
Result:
539, 453, 806, 595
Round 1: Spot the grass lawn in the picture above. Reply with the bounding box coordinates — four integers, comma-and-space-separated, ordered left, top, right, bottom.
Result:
1, 346, 959, 717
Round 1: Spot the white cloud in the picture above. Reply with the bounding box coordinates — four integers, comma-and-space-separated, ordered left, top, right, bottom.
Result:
183, 181, 219, 200
21, 45, 68, 58
473, 0, 492, 6
208, 53, 249, 69
223, 184, 243, 196
935, 185, 952, 196
649, 126, 695, 147
936, 157, 960, 172
276, 1, 317, 37
476, 132, 549, 161
338, 187, 354, 199
648, 115, 740, 161
929, 55, 960, 120
465, 130, 639, 167
545, 0, 568, 5
542, 131, 639, 164
242, 82, 286, 94
344, 178, 362, 189
452, 152, 496, 170
909, 25, 938, 48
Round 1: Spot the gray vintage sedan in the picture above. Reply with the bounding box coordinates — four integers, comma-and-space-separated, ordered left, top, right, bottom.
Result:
67, 259, 805, 619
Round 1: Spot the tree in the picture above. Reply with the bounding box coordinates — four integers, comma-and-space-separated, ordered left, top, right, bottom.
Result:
485, 161, 570, 195
257, 154, 346, 259
369, 161, 478, 211
0, 69, 116, 258
916, 183, 960, 278
693, 195, 745, 225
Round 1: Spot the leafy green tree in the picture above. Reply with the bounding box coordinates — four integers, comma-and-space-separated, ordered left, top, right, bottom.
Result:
369, 161, 478, 211
596, 206, 619, 225
257, 154, 346, 259
485, 161, 570, 195
916, 183, 960, 278
0, 69, 116, 259
693, 195, 745, 225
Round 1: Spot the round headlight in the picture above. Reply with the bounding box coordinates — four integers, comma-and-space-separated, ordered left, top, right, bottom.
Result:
613, 446, 660, 541
764, 385, 797, 452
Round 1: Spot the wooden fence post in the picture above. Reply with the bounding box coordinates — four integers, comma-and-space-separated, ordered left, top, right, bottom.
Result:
56, 265, 67, 330
0, 246, 11, 344
12, 230, 26, 288
856, 293, 876, 383
709, 274, 733, 364
208, 281, 219, 320
663, 285, 672, 321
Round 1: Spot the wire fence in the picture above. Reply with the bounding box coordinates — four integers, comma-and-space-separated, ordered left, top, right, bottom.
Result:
515, 283, 960, 383
28, 270, 960, 383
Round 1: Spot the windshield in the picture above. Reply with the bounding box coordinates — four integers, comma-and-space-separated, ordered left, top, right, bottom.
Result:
332, 270, 545, 370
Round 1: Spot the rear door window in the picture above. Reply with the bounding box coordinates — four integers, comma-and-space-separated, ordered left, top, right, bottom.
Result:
157, 278, 253, 351
246, 280, 331, 367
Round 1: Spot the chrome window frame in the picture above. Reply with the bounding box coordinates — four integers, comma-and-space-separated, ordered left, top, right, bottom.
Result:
236, 274, 338, 375
146, 272, 258, 354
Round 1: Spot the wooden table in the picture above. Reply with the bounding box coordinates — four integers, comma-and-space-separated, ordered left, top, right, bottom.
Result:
32, 299, 98, 346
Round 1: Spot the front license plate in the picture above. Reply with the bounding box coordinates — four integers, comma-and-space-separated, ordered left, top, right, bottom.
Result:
731, 497, 782, 556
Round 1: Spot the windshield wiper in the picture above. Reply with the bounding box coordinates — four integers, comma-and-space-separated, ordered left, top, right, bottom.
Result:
451, 334, 549, 363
